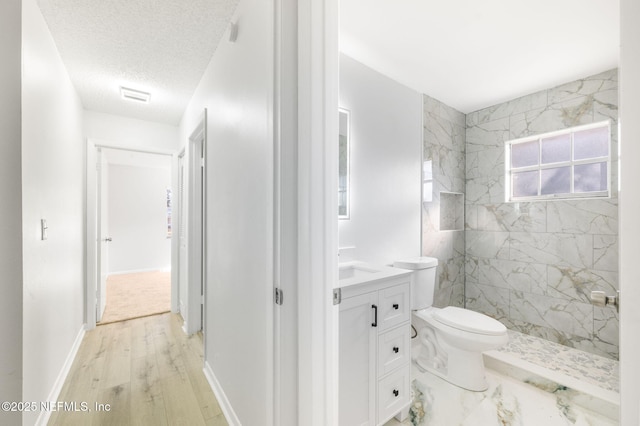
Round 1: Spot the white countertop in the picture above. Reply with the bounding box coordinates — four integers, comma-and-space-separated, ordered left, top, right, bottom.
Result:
336, 260, 412, 289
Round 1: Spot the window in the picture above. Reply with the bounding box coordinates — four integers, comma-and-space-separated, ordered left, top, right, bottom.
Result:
505, 121, 610, 201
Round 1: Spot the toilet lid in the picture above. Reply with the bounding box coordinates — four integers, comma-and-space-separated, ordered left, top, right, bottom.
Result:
433, 307, 506, 336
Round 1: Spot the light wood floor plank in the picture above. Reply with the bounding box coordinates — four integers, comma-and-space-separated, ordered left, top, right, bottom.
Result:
161, 373, 206, 426
130, 317, 155, 359
48, 313, 227, 426
96, 384, 131, 426
130, 355, 167, 426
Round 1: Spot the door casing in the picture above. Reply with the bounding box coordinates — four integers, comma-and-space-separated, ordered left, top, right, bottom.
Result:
85, 139, 176, 329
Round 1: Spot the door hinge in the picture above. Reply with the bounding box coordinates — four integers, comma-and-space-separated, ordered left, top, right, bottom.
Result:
275, 288, 284, 305
201, 157, 205, 168
333, 288, 341, 305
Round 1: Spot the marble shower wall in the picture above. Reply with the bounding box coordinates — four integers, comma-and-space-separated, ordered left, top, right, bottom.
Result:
422, 95, 466, 308
464, 69, 619, 359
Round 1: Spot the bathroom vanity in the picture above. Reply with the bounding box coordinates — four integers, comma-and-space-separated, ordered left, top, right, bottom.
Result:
336, 262, 412, 425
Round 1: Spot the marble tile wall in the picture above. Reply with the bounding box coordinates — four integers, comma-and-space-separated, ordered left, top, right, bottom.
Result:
422, 95, 466, 308
464, 69, 619, 359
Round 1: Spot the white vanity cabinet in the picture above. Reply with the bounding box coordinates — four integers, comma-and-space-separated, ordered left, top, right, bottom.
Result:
338, 270, 412, 426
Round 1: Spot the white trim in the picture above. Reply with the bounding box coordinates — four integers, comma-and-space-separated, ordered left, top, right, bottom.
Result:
90, 138, 175, 156
297, 0, 339, 424
86, 139, 98, 329
171, 151, 182, 314
273, 0, 300, 423
184, 111, 207, 336
34, 326, 85, 426
85, 138, 179, 329
203, 361, 240, 426
620, 0, 640, 423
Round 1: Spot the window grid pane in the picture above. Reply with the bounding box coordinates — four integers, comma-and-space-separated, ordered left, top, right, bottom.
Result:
541, 166, 571, 195
511, 140, 539, 168
507, 122, 610, 201
541, 134, 571, 164
574, 126, 609, 160
512, 170, 539, 198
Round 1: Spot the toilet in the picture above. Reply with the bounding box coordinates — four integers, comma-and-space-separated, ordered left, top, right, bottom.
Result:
393, 257, 508, 392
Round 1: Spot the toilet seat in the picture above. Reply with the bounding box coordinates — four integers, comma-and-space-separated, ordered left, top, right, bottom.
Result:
432, 306, 506, 336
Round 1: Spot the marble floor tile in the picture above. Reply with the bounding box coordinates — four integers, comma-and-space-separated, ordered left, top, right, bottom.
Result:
386, 365, 618, 426
384, 329, 620, 426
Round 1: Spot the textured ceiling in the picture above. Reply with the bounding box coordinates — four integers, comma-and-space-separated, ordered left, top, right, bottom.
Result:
341, 0, 619, 113
37, 0, 239, 125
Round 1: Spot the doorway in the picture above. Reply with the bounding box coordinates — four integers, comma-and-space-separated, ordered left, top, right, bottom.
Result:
98, 147, 173, 324
86, 141, 176, 329
181, 111, 206, 336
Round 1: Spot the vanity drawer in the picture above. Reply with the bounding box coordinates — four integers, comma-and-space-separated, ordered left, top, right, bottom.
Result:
378, 283, 410, 331
377, 364, 410, 424
378, 324, 411, 376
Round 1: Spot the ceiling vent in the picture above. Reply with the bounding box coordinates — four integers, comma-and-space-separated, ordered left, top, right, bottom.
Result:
120, 86, 151, 104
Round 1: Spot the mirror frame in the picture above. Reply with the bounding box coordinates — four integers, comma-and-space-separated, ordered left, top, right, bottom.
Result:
338, 108, 351, 219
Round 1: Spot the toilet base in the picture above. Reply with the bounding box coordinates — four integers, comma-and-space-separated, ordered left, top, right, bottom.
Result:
412, 308, 507, 392
414, 350, 489, 392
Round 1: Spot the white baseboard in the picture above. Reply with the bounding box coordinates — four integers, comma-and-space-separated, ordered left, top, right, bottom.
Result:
35, 325, 85, 426
203, 361, 240, 425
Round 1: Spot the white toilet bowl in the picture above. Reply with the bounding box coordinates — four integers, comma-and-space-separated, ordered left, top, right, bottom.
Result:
412, 306, 507, 391
394, 256, 508, 391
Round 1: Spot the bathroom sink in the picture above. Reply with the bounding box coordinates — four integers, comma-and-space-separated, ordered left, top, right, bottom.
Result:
339, 263, 381, 280
337, 261, 412, 289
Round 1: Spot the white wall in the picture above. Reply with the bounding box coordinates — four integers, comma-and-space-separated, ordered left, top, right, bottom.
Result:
85, 110, 179, 152
107, 163, 172, 273
21, 0, 86, 424
338, 54, 422, 265
0, 0, 23, 424
179, 0, 274, 423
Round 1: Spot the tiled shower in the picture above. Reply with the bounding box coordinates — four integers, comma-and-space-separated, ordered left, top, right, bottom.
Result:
422, 69, 619, 360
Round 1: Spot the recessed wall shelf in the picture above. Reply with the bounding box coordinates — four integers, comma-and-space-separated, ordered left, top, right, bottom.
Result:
440, 192, 464, 231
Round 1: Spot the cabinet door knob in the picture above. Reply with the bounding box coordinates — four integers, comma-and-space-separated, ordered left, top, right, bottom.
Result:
393, 346, 399, 353
393, 303, 399, 310
393, 389, 399, 397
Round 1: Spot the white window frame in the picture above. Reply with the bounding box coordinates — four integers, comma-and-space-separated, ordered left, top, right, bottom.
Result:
505, 121, 611, 202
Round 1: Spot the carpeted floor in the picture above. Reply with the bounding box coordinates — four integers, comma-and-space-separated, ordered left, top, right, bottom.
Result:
98, 270, 171, 325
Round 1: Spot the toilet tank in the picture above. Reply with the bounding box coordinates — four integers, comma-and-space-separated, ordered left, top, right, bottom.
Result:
393, 257, 438, 310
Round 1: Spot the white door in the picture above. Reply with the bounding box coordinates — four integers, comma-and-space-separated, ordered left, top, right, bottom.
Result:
96, 148, 109, 321
619, 0, 640, 423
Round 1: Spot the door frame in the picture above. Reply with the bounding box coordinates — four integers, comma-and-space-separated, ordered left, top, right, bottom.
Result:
295, 0, 339, 424
85, 138, 176, 329
619, 0, 640, 422
175, 149, 186, 318
183, 111, 207, 336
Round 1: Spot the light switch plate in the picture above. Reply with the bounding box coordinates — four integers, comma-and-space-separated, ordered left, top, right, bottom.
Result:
41, 219, 48, 240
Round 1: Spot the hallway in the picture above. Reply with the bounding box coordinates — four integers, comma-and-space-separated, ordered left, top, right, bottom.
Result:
48, 314, 226, 425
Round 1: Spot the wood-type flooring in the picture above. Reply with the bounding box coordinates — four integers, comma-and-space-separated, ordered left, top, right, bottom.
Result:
48, 313, 227, 425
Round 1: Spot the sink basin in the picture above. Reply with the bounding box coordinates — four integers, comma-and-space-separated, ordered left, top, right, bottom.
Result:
336, 261, 411, 289
339, 263, 381, 280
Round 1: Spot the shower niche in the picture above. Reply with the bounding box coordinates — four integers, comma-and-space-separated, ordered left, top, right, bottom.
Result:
439, 192, 464, 231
